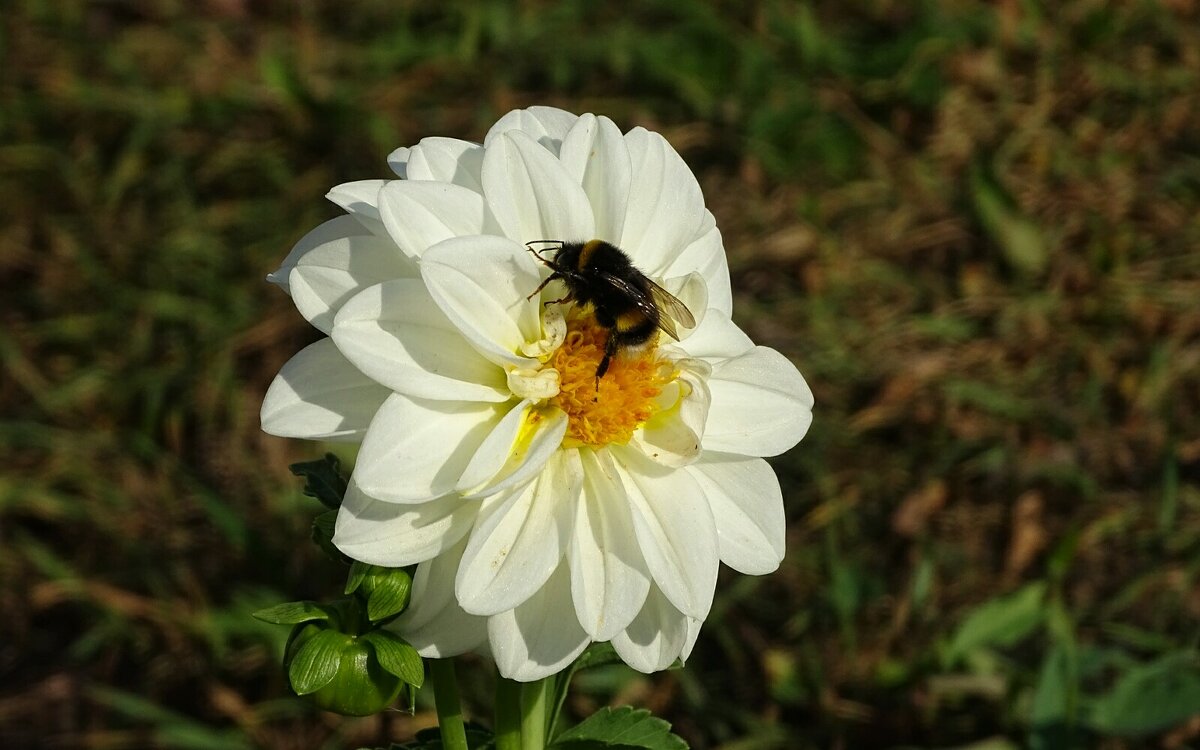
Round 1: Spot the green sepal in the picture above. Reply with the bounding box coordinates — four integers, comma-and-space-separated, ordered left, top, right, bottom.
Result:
361, 630, 424, 687
288, 627, 348, 695
551, 706, 688, 750
346, 561, 413, 622
283, 620, 405, 716
252, 600, 333, 625
312, 510, 346, 563
290, 453, 348, 509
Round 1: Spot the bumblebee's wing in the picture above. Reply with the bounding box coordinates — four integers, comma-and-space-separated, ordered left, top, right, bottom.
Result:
597, 271, 696, 342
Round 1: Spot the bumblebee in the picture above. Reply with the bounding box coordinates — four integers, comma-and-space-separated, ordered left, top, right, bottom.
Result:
526, 239, 696, 380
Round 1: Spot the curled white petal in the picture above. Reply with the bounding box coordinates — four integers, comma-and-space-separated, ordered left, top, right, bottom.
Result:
456, 450, 582, 615
421, 236, 545, 368
630, 358, 710, 468
481, 130, 596, 243
378, 181, 490, 260
559, 114, 631, 243
612, 446, 718, 620
405, 137, 486, 193
333, 481, 478, 567
332, 280, 508, 402
704, 346, 814, 457
353, 393, 506, 504
484, 106, 580, 154
289, 235, 414, 334
569, 449, 651, 640
677, 308, 754, 362
390, 536, 488, 657
611, 586, 689, 674
268, 215, 367, 293
387, 146, 409, 178
327, 179, 388, 237
661, 217, 732, 316
687, 452, 786, 574
487, 563, 591, 681
619, 128, 706, 273
260, 338, 389, 442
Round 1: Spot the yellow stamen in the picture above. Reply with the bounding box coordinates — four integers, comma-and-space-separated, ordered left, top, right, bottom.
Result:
551, 315, 675, 447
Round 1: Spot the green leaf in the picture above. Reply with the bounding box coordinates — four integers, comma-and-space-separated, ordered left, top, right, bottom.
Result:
572, 642, 624, 672
346, 560, 371, 594
945, 582, 1046, 663
552, 706, 688, 750
1029, 645, 1080, 750
290, 453, 348, 510
252, 601, 332, 625
1086, 651, 1200, 736
289, 628, 349, 695
362, 630, 424, 687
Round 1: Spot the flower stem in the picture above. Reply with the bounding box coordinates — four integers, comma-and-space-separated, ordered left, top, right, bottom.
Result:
494, 674, 523, 750
429, 659, 469, 750
520, 677, 550, 750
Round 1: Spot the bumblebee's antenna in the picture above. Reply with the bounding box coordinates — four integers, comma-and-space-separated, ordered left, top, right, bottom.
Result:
524, 239, 562, 263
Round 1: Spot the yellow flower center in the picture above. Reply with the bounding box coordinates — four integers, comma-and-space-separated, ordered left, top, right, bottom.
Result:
550, 315, 675, 447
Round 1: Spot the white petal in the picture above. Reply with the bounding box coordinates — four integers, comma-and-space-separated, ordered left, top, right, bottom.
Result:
391, 537, 489, 657
461, 407, 568, 500
677, 309, 754, 361
420, 236, 544, 368
569, 449, 651, 640
484, 106, 580, 155
487, 563, 590, 681
619, 128, 706, 273
260, 338, 389, 442
559, 114, 631, 242
611, 586, 689, 674
288, 235, 414, 334
687, 452, 785, 574
405, 137, 486, 193
704, 347, 814, 457
387, 146, 410, 178
333, 480, 477, 566
661, 218, 732, 316
481, 130, 595, 244
378, 181, 489, 260
456, 450, 581, 615
681, 617, 703, 662
327, 179, 389, 237
332, 280, 508, 402
630, 362, 710, 468
268, 215, 367, 293
660, 271, 709, 340
611, 446, 719, 620
455, 398, 533, 494
353, 393, 507, 503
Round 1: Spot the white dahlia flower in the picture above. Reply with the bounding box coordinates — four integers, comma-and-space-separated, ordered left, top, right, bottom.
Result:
262, 107, 813, 681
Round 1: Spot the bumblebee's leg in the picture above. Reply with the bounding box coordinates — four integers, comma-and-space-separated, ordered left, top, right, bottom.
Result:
595, 332, 620, 385
526, 272, 561, 301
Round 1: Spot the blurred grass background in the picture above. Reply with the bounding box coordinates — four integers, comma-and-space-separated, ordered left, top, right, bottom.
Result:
3, 0, 1200, 748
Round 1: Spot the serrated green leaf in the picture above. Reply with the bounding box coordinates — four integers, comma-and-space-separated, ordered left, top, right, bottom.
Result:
290, 453, 348, 510
289, 629, 349, 695
945, 582, 1046, 663
362, 631, 424, 687
552, 706, 688, 750
252, 601, 331, 625
1087, 651, 1200, 736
